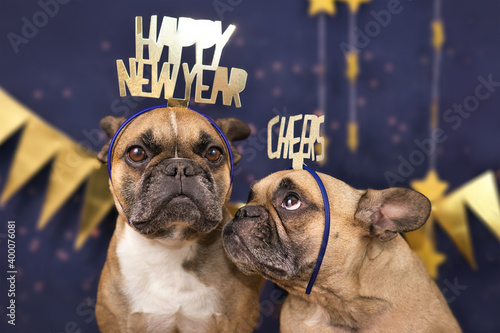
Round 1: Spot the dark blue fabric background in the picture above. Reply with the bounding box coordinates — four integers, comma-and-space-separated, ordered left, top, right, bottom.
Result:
1, 0, 499, 332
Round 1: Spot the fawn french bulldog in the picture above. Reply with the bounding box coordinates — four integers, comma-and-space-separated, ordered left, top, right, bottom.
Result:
96, 106, 262, 333
223, 169, 461, 333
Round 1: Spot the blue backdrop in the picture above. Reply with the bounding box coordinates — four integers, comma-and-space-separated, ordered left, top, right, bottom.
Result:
1, 0, 499, 332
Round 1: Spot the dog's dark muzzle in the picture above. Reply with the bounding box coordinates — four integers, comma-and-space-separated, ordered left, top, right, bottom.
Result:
224, 205, 273, 245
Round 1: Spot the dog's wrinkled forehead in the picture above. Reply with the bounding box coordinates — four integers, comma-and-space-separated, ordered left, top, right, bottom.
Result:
111, 107, 224, 160
247, 170, 322, 205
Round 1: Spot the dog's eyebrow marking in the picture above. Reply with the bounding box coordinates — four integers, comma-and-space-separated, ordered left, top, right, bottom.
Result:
272, 177, 299, 203
169, 111, 178, 158
193, 131, 216, 155
278, 178, 295, 191
140, 129, 162, 154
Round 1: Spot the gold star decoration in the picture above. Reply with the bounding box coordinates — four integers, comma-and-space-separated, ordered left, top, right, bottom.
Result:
406, 227, 447, 278
407, 169, 449, 278
408, 169, 500, 277
411, 169, 449, 202
309, 0, 336, 16
338, 0, 370, 13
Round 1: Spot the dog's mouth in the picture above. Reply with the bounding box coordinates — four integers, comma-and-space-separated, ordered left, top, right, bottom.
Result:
129, 191, 222, 239
126, 160, 226, 238
223, 231, 260, 275
223, 222, 293, 280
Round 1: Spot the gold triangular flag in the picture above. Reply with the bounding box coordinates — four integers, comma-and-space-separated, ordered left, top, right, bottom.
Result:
0, 87, 31, 144
75, 164, 114, 250
434, 191, 477, 269
38, 141, 101, 229
1, 117, 63, 204
461, 170, 500, 240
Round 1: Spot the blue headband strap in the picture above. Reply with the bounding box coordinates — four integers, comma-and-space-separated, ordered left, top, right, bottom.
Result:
295, 165, 331, 294
107, 104, 234, 186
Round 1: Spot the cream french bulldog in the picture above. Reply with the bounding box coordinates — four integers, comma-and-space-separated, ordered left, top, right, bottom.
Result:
95, 106, 262, 333
223, 169, 461, 333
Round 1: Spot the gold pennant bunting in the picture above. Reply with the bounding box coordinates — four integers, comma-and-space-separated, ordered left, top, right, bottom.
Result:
433, 170, 500, 268
408, 169, 500, 274
0, 88, 31, 145
38, 141, 101, 229
454, 170, 500, 240
405, 1, 500, 277
0, 117, 63, 204
433, 190, 477, 269
75, 164, 114, 250
0, 88, 115, 250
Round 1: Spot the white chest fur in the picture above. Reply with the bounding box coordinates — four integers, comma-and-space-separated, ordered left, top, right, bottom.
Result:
117, 226, 220, 332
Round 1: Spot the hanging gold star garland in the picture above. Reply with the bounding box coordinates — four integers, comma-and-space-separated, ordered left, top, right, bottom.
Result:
340, 0, 370, 153
0, 88, 115, 250
306, 0, 500, 277
405, 0, 500, 277
308, 0, 334, 166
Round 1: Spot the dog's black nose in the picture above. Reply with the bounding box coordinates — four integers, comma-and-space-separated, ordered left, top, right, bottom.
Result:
164, 159, 201, 177
237, 205, 266, 219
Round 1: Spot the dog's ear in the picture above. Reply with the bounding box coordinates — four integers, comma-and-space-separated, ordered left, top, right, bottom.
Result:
355, 188, 431, 242
214, 118, 251, 165
97, 115, 127, 163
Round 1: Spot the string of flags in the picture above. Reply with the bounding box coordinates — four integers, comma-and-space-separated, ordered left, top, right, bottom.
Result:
0, 88, 114, 249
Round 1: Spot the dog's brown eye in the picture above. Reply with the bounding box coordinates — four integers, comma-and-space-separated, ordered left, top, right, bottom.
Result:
205, 147, 222, 162
128, 146, 147, 162
282, 194, 301, 210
